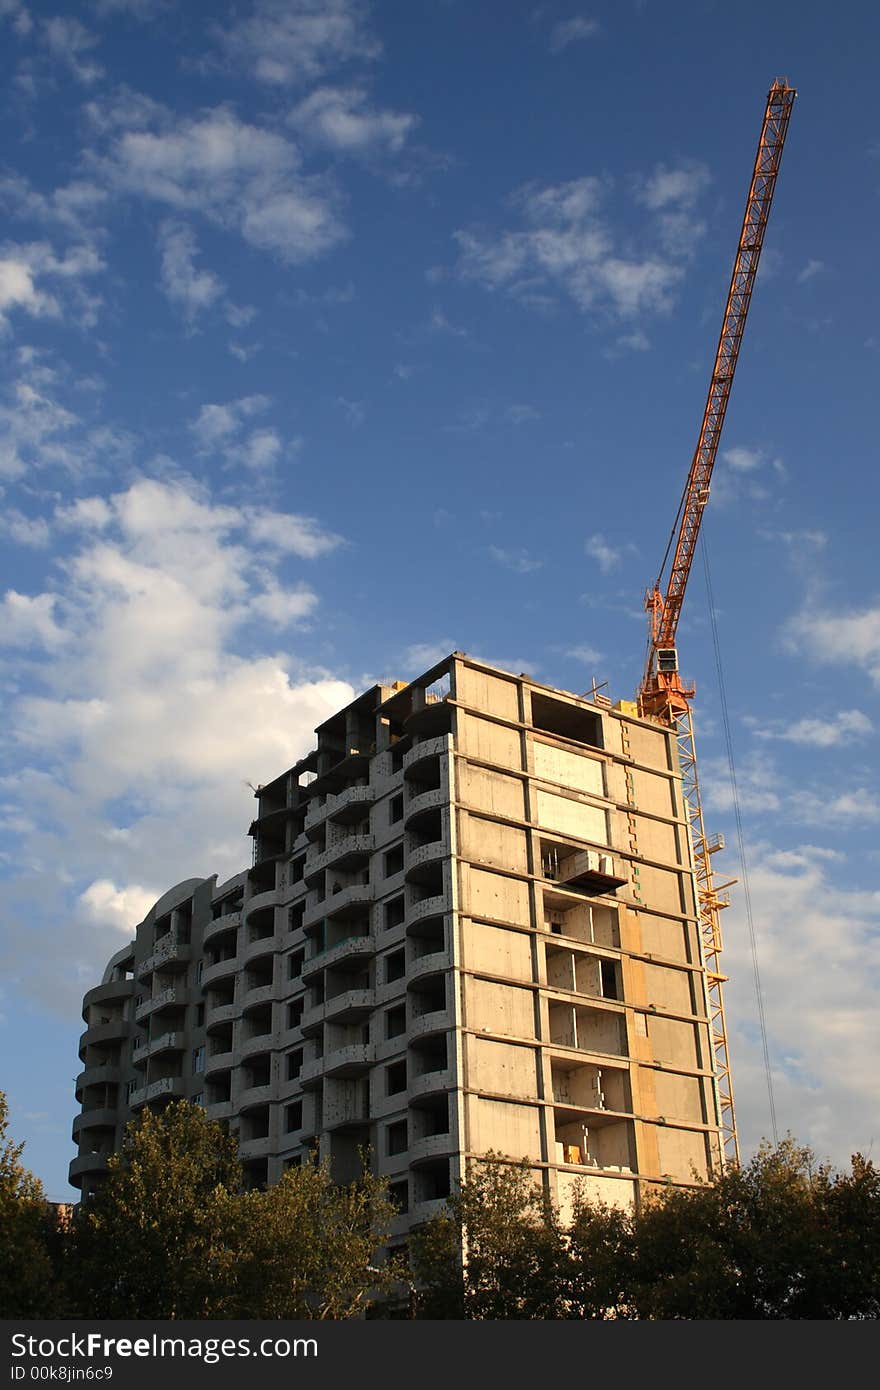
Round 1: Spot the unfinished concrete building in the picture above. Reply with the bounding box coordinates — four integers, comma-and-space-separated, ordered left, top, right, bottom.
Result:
71, 652, 725, 1233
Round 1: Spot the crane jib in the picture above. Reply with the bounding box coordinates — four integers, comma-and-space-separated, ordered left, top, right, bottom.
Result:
639, 80, 796, 719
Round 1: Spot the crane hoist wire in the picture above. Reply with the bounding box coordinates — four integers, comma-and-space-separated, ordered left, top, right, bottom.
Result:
700, 527, 779, 1143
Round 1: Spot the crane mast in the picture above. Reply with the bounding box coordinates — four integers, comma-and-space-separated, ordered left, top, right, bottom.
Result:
635, 81, 796, 1166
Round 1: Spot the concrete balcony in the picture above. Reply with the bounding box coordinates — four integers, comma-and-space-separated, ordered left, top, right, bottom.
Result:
129, 1076, 187, 1109
309, 833, 373, 877
304, 934, 374, 978
240, 981, 276, 1009
132, 1031, 186, 1064
72, 1108, 118, 1140
409, 1195, 450, 1227
403, 736, 449, 778
407, 949, 452, 984
238, 1083, 273, 1111
409, 1008, 453, 1040
82, 979, 134, 1018
69, 1152, 110, 1187
299, 1057, 325, 1089
241, 930, 278, 962
323, 1043, 375, 1078
546, 847, 627, 894
324, 1103, 371, 1132
75, 1064, 121, 1098
238, 1135, 272, 1161
79, 1020, 129, 1054
245, 886, 280, 916
303, 887, 333, 927
205, 1099, 234, 1121
204, 1000, 238, 1028
201, 957, 239, 989
205, 1048, 234, 1075
405, 840, 447, 881
202, 911, 241, 946
324, 988, 374, 1023
239, 1030, 277, 1060
407, 894, 448, 927
135, 987, 182, 1022
327, 783, 376, 823
136, 933, 191, 980
300, 1000, 326, 1034
405, 787, 446, 822
408, 1068, 453, 1103
324, 884, 372, 920
409, 1133, 454, 1165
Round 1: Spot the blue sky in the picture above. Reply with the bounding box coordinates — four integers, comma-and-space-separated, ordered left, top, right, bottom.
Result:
1, 0, 878, 1198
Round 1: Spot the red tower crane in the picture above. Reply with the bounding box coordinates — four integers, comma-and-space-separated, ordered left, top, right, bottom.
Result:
639, 79, 796, 721
635, 81, 796, 1164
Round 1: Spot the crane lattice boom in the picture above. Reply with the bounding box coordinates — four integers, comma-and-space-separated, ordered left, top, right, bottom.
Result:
639, 79, 796, 720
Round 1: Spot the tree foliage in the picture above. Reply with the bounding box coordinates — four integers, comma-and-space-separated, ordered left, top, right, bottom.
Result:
66, 1100, 242, 1317
412, 1140, 880, 1320
411, 1154, 569, 1319
227, 1157, 399, 1318
64, 1102, 399, 1319
0, 1092, 59, 1317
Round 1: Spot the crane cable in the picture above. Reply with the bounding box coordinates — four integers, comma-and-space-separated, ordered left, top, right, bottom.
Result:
700, 527, 779, 1144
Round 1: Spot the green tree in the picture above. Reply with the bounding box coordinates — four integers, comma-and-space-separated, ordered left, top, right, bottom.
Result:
624, 1139, 880, 1320
565, 1189, 636, 1319
227, 1154, 399, 1319
66, 1100, 241, 1318
0, 1092, 58, 1316
411, 1155, 568, 1319
412, 1140, 880, 1320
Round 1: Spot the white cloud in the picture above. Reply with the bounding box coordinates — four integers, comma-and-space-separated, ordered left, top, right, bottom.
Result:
289, 85, 418, 156
584, 532, 621, 573
157, 220, 225, 321
429, 308, 467, 337
548, 16, 600, 53
0, 175, 109, 238
0, 370, 130, 480
635, 161, 711, 212
797, 258, 825, 284
0, 240, 104, 334
336, 395, 364, 426
0, 508, 51, 547
0, 1, 32, 36
786, 602, 880, 687
795, 787, 880, 826
723, 444, 763, 472
505, 403, 540, 425
565, 644, 604, 665
245, 509, 344, 558
488, 545, 543, 574
215, 0, 380, 86
77, 879, 158, 934
721, 844, 880, 1164
98, 105, 346, 263
758, 527, 827, 550
0, 590, 65, 648
0, 256, 58, 329
189, 396, 295, 473
453, 167, 708, 322
401, 640, 455, 675
42, 16, 104, 84
1, 474, 354, 1013
754, 709, 873, 748
191, 396, 268, 449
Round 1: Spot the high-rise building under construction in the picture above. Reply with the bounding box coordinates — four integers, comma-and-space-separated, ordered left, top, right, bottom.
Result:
71, 651, 727, 1236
